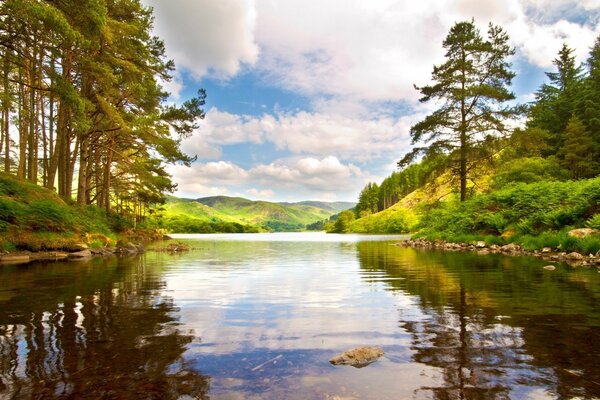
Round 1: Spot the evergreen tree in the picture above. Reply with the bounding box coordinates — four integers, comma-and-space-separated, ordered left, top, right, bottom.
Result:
558, 117, 599, 179
578, 36, 600, 167
528, 43, 583, 155
400, 21, 518, 201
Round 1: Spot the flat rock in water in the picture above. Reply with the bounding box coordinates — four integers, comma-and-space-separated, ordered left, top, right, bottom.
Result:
543, 265, 556, 271
0, 254, 30, 264
68, 249, 92, 259
329, 346, 384, 368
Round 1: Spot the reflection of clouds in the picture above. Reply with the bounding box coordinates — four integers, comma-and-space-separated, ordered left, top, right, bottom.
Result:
161, 239, 422, 355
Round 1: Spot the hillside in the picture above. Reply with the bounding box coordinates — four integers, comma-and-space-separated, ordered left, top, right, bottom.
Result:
158, 195, 355, 232
0, 173, 115, 251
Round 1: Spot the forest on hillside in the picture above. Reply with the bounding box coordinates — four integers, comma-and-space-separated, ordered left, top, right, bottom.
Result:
355, 28, 600, 218
334, 21, 599, 250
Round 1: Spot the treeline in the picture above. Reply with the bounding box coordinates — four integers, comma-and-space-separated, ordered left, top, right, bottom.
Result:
153, 216, 259, 234
356, 32, 600, 216
0, 0, 204, 225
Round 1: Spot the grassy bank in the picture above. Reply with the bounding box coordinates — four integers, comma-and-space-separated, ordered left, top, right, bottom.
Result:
347, 177, 600, 254
0, 173, 126, 252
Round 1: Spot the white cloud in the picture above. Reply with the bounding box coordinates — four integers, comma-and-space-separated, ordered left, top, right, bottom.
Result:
145, 0, 259, 79
246, 188, 274, 198
168, 156, 369, 201
252, 0, 600, 105
184, 107, 417, 162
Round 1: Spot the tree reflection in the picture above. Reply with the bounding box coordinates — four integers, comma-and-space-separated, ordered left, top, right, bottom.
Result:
357, 242, 600, 399
0, 256, 209, 399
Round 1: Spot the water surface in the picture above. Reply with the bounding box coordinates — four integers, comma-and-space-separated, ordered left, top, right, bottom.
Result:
1, 232, 599, 399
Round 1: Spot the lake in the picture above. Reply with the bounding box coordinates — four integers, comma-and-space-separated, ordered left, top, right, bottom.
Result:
1, 232, 599, 399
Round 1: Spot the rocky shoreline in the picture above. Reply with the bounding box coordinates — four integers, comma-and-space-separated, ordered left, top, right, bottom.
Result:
396, 237, 600, 268
0, 238, 198, 265
0, 241, 148, 265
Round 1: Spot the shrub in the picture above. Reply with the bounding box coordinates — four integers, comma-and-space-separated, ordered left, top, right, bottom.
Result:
586, 214, 600, 230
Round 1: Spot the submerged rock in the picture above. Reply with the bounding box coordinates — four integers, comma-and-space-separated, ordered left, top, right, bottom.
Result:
543, 265, 556, 271
329, 346, 384, 368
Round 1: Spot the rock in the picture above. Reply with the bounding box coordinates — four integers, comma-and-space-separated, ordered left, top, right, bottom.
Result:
30, 252, 69, 261
501, 243, 521, 253
568, 228, 598, 239
475, 241, 487, 248
566, 252, 584, 260
542, 247, 552, 253
0, 254, 30, 264
329, 346, 384, 368
543, 265, 556, 271
68, 249, 92, 258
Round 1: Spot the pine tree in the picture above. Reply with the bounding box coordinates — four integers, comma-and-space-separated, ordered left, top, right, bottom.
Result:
559, 117, 599, 179
528, 44, 583, 155
400, 21, 518, 201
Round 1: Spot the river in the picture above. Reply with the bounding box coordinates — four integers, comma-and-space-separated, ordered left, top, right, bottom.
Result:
0, 232, 599, 399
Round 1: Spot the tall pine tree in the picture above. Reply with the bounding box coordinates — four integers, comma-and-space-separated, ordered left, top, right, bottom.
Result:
400, 21, 518, 201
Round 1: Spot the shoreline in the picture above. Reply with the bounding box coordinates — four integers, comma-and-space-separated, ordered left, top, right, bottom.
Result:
396, 237, 600, 268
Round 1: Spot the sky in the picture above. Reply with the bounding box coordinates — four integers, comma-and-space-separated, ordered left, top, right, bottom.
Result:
143, 0, 600, 202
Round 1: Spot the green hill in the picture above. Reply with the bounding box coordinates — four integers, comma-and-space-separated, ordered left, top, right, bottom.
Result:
157, 196, 355, 232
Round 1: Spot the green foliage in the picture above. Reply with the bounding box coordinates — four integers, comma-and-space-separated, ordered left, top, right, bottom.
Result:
418, 177, 600, 238
159, 216, 259, 234
155, 195, 351, 232
586, 214, 600, 230
558, 117, 600, 178
328, 210, 356, 233
492, 157, 568, 188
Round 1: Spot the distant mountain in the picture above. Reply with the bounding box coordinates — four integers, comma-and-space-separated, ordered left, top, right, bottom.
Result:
161, 195, 355, 231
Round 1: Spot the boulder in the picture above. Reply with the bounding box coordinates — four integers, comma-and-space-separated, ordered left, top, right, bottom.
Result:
68, 249, 92, 259
566, 252, 584, 260
329, 346, 384, 368
568, 228, 598, 239
475, 241, 487, 248
501, 243, 521, 253
541, 247, 552, 253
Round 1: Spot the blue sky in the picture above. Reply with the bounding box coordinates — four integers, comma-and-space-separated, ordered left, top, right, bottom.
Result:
144, 0, 600, 202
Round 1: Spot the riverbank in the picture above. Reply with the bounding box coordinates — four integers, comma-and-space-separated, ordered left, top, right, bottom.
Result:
397, 236, 600, 268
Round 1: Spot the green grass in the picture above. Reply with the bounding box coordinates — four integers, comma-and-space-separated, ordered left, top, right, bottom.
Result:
0, 173, 116, 251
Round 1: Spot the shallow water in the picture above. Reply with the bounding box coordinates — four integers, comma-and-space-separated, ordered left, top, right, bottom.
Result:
1, 232, 599, 399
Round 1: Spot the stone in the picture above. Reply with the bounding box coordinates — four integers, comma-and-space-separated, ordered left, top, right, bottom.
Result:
501, 243, 521, 253
475, 241, 487, 248
543, 265, 556, 271
30, 252, 69, 261
329, 346, 384, 368
0, 254, 30, 264
542, 247, 552, 253
568, 228, 598, 239
68, 249, 92, 258
566, 252, 584, 260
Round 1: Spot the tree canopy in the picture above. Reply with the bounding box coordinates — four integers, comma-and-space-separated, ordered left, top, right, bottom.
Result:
0, 0, 205, 225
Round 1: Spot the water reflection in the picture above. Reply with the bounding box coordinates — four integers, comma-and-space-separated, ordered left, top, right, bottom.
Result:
0, 256, 209, 399
356, 242, 600, 399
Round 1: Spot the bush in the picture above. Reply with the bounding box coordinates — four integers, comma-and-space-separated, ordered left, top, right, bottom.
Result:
586, 214, 600, 230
